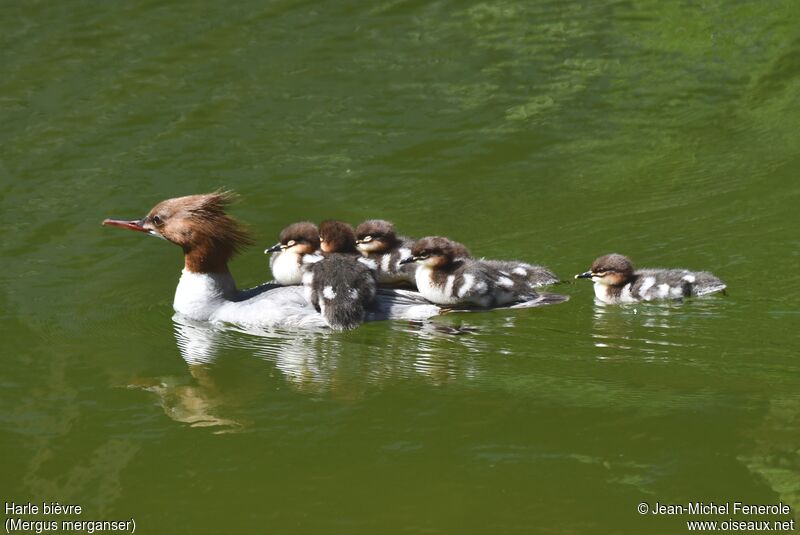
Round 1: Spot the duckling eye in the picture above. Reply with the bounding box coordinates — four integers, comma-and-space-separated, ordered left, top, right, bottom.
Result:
286, 240, 296, 247
319, 236, 325, 242
152, 215, 163, 226
362, 235, 373, 242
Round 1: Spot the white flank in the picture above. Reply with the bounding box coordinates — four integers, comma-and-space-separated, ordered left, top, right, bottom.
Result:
381, 254, 391, 272
620, 283, 634, 302
639, 276, 656, 295
657, 283, 670, 298
682, 274, 696, 283
323, 286, 336, 300
513, 267, 528, 276
458, 273, 475, 298
358, 257, 378, 270
497, 277, 513, 288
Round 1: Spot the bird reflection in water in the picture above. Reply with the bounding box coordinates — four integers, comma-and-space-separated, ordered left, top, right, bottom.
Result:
589, 300, 714, 361
131, 313, 490, 431
125, 317, 246, 434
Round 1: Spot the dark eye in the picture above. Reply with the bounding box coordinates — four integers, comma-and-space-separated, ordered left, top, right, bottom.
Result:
152, 215, 163, 226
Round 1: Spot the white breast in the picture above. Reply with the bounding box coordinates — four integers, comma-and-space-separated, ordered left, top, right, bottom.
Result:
270, 252, 303, 285
593, 282, 636, 304
174, 270, 238, 321
415, 267, 459, 305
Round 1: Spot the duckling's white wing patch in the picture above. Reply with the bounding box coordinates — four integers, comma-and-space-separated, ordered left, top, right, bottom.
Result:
639, 276, 656, 296
457, 274, 475, 298
619, 283, 635, 302
302, 254, 324, 264
657, 283, 670, 299
358, 257, 378, 270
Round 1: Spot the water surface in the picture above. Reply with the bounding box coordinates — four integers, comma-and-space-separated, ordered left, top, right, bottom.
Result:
2, 1, 799, 533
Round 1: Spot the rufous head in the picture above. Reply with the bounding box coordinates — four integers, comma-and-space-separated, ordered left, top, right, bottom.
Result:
103, 191, 253, 273
575, 253, 634, 286
319, 220, 357, 254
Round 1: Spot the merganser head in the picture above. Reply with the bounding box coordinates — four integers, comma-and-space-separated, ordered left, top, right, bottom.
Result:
400, 236, 458, 268
354, 219, 398, 254
575, 253, 634, 286
265, 222, 320, 255
319, 220, 357, 254
102, 191, 253, 273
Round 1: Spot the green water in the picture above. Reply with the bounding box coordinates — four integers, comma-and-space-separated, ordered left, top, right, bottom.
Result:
2, 1, 800, 533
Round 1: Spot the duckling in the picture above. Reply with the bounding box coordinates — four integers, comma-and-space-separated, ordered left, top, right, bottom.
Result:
575, 253, 727, 304
265, 221, 319, 285
400, 236, 558, 308
355, 219, 473, 286
354, 219, 416, 284
302, 220, 377, 331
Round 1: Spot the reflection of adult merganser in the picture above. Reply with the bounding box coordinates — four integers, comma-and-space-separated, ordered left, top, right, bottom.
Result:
575, 253, 727, 304
102, 192, 438, 329
400, 236, 568, 308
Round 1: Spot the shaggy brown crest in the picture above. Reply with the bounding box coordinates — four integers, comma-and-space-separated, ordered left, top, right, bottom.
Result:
147, 191, 253, 272
319, 220, 357, 254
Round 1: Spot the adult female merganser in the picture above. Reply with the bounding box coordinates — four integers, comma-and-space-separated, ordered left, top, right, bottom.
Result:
575, 253, 727, 304
400, 236, 567, 308
264, 221, 319, 285
102, 192, 439, 329
302, 220, 377, 331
